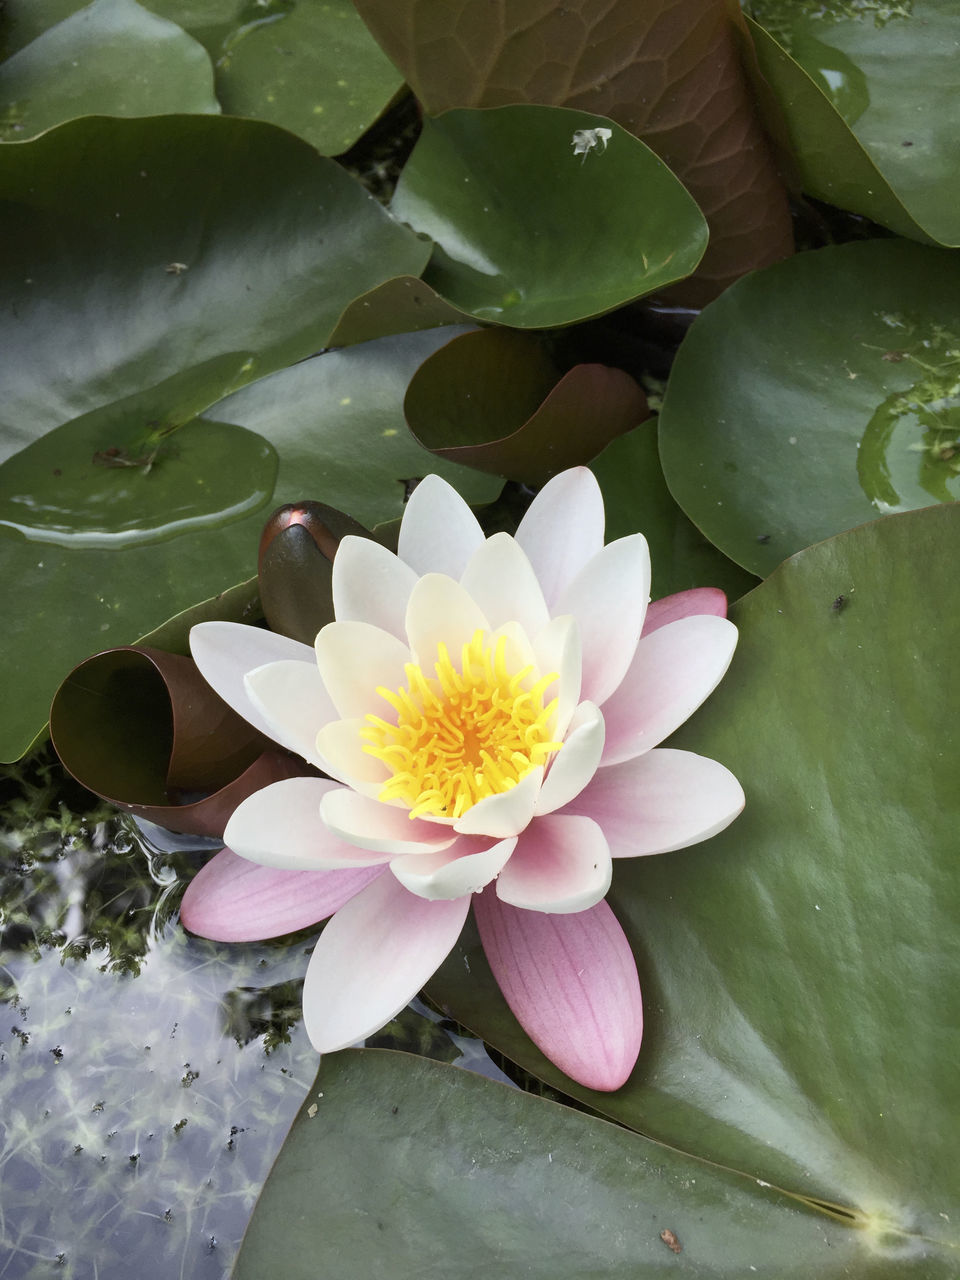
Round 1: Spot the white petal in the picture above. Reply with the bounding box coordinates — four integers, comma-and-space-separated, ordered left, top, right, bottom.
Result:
332, 536, 419, 641
554, 533, 651, 706
398, 473, 484, 578
534, 701, 605, 816
302, 874, 471, 1052
190, 621, 316, 740
244, 660, 337, 768
404, 573, 489, 666
532, 614, 581, 740
460, 533, 550, 637
453, 765, 543, 838
602, 616, 738, 764
390, 835, 517, 900
514, 467, 605, 609
564, 748, 745, 856
315, 716, 390, 797
224, 777, 392, 869
496, 814, 611, 913
314, 621, 411, 720
319, 788, 456, 855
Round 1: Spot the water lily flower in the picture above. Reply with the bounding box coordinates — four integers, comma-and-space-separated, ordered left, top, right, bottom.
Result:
182, 468, 743, 1091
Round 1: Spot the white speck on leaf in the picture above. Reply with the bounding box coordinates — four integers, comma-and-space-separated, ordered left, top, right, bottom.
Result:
571, 127, 612, 161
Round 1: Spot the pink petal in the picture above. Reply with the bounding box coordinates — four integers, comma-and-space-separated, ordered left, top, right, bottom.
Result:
641, 588, 727, 637
389, 834, 516, 900
496, 814, 611, 913
302, 873, 471, 1051
332, 536, 419, 641
565, 748, 745, 857
319, 788, 456, 855
398, 474, 485, 578
314, 621, 411, 720
459, 533, 550, 637
514, 467, 605, 610
244, 659, 337, 768
601, 616, 738, 764
189, 621, 316, 740
474, 892, 642, 1091
534, 701, 605, 816
554, 534, 650, 706
532, 615, 581, 740
180, 847, 384, 941
224, 777, 393, 869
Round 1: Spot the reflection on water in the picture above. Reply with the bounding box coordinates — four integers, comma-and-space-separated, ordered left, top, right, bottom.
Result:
0, 750, 507, 1278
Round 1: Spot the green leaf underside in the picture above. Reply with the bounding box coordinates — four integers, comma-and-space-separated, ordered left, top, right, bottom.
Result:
425, 503, 960, 1273
235, 1050, 908, 1279
391, 106, 708, 328
658, 239, 960, 577
0, 0, 220, 142
745, 1, 960, 245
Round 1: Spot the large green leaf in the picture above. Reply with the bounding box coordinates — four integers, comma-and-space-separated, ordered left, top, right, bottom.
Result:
0, 113, 429, 457
658, 239, 960, 576
391, 106, 709, 328
0, 0, 219, 142
235, 1050, 894, 1278
0, 327, 498, 763
744, 2, 960, 246
427, 503, 960, 1271
356, 0, 794, 302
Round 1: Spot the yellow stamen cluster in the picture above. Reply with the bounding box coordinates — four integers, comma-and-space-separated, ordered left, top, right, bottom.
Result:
361, 629, 562, 820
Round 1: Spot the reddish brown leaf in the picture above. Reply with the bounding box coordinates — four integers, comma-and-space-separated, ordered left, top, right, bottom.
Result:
355, 0, 793, 301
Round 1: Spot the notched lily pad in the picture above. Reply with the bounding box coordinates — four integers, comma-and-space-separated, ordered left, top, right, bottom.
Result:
391, 106, 709, 328
658, 238, 960, 576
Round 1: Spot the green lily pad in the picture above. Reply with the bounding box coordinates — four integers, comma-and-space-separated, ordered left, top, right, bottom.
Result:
427, 503, 960, 1270
744, 2, 960, 245
198, 330, 501, 531
658, 239, 960, 576
356, 0, 794, 301
236, 1050, 892, 1279
590, 423, 759, 602
0, 0, 219, 142
327, 276, 469, 348
214, 0, 404, 155
0, 113, 429, 457
390, 106, 709, 328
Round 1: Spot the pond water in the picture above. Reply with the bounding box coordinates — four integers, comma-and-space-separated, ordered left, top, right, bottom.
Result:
0, 750, 509, 1278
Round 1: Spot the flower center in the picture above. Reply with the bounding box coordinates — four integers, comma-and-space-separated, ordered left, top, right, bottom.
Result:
360, 629, 562, 820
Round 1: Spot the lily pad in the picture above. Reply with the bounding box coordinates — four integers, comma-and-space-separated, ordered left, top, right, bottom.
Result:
744, 2, 960, 245
390, 106, 709, 328
590, 423, 759, 602
0, 0, 219, 143
658, 239, 960, 576
0, 113, 429, 457
427, 503, 960, 1271
356, 0, 794, 300
214, 0, 404, 155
